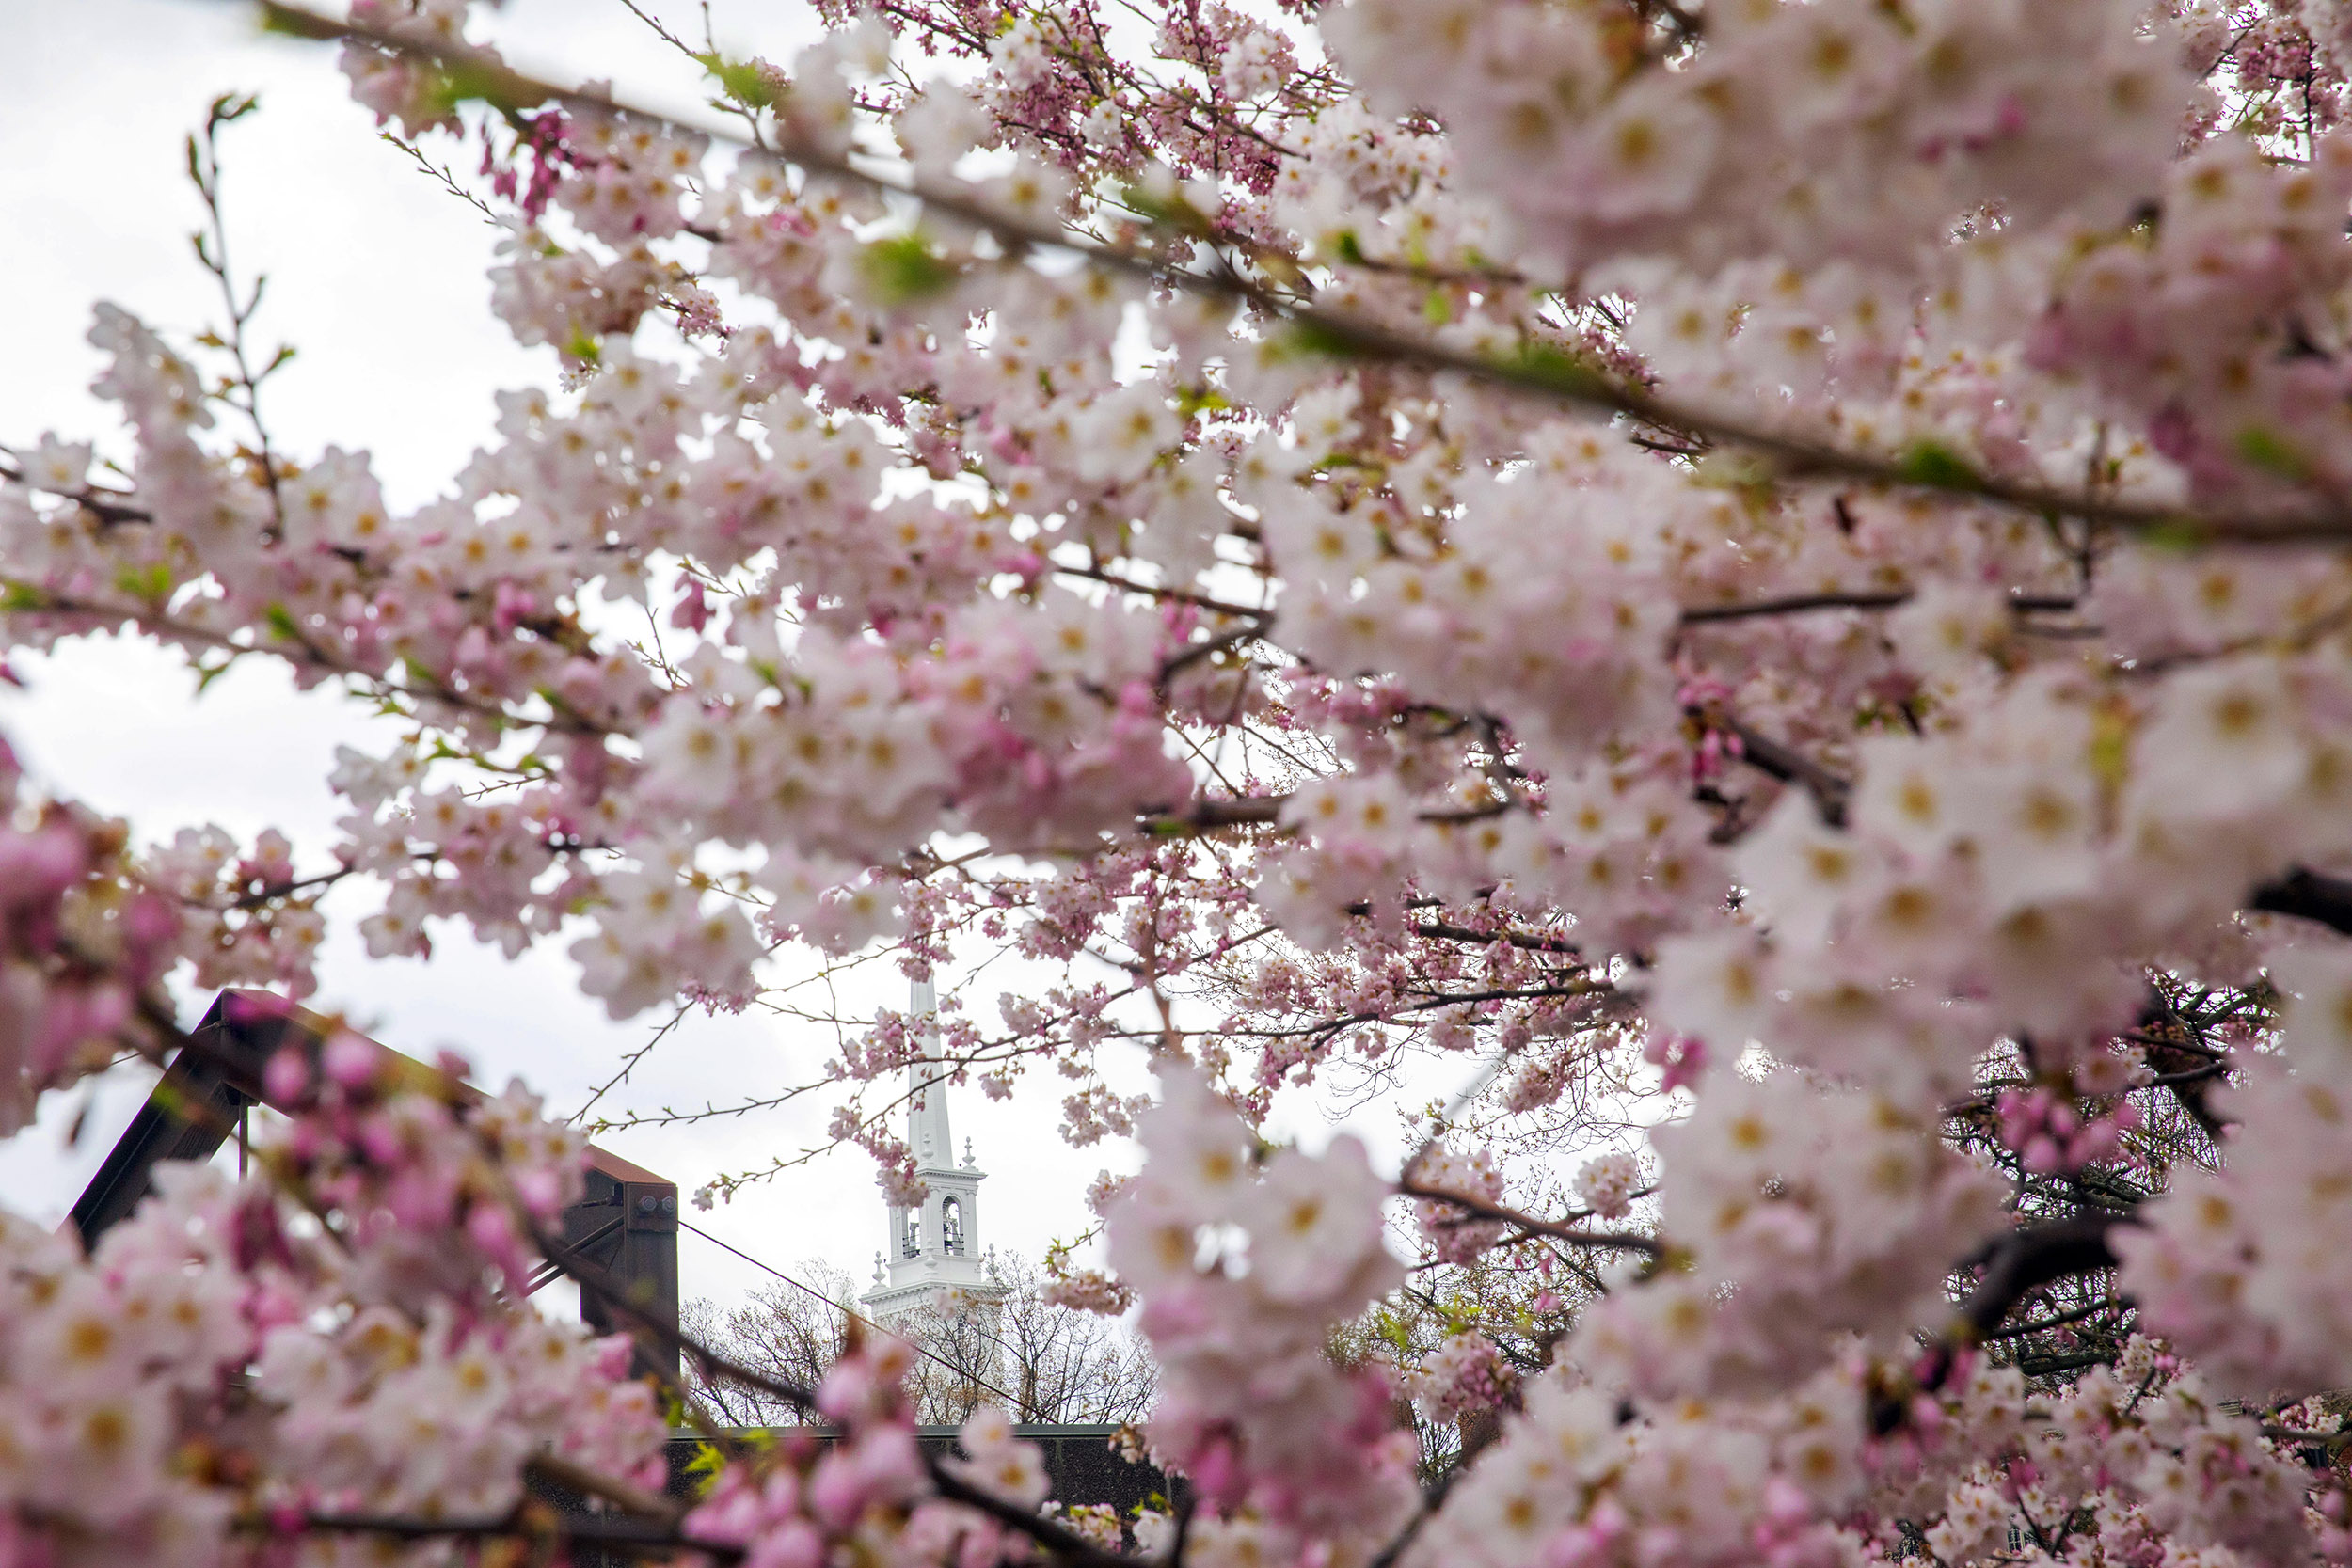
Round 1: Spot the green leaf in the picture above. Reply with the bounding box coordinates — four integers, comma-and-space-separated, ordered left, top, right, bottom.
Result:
420, 59, 537, 119
1332, 230, 1367, 266
2090, 704, 2132, 797
1692, 449, 1781, 492
1896, 440, 1984, 494
1121, 179, 1213, 238
697, 52, 776, 109
2234, 425, 2309, 482
859, 233, 960, 305
1174, 384, 1232, 418
2139, 515, 2208, 551
114, 562, 175, 603
1279, 314, 1365, 362
264, 601, 302, 642
1502, 341, 1609, 401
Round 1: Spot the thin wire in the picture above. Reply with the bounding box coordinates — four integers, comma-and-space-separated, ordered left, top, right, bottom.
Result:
678, 1217, 1027, 1411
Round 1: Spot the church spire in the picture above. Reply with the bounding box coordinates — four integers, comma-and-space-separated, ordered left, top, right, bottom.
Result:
908, 976, 955, 1172
862, 975, 999, 1323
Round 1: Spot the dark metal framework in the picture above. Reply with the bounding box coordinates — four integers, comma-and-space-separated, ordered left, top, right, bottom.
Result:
68, 989, 680, 1379
70, 991, 1170, 1520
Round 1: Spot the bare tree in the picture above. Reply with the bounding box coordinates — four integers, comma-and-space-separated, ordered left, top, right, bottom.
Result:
689, 1253, 1155, 1428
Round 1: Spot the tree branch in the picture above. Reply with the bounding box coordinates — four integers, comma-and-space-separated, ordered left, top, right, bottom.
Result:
1394, 1180, 1661, 1257
2249, 866, 2352, 934
256, 0, 2352, 545
1954, 1212, 2127, 1342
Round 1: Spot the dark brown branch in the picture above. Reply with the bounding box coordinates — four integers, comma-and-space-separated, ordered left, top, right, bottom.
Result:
2249, 866, 2352, 934
1982, 1296, 2126, 1343
1954, 1213, 2127, 1342
1718, 719, 1851, 827
1679, 591, 1910, 624
1411, 920, 1580, 955
928, 1465, 1140, 1568
2014, 1349, 2118, 1378
1394, 1180, 1661, 1257
1057, 562, 1272, 620
1677, 590, 2079, 625
1887, 1212, 2135, 1423
0, 459, 153, 525
1145, 794, 1286, 832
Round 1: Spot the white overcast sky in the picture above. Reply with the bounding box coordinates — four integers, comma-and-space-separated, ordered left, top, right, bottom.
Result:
0, 0, 1462, 1318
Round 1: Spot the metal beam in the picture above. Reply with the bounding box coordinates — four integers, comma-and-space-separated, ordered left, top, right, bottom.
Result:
68, 989, 679, 1379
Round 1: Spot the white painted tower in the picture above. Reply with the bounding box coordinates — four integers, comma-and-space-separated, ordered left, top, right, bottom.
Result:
861, 977, 1000, 1323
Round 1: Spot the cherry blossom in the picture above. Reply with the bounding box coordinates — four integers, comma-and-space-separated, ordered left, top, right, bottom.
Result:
15, 0, 2352, 1560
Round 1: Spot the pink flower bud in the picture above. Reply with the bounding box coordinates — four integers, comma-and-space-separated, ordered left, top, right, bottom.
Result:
2071, 1121, 2120, 1165
467, 1199, 516, 1255
323, 1030, 380, 1089
807, 1452, 870, 1529
1544, 1525, 1604, 1568
751, 1519, 824, 1568
1762, 1476, 1811, 1526
514, 1167, 563, 1218
493, 578, 538, 634
263, 1047, 310, 1107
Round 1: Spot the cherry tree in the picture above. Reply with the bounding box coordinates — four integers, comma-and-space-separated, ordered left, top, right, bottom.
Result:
8, 0, 2352, 1561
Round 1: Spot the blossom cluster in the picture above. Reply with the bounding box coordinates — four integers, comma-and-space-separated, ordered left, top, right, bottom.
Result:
684, 1336, 1054, 1568
1400, 1331, 1517, 1427
0, 1017, 666, 1564
1107, 1068, 1419, 1551
1421, 1334, 2341, 1568
1571, 1072, 2009, 1399
20, 0, 2352, 1563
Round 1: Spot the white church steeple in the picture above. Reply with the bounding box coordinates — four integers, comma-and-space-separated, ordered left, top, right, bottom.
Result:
907, 976, 955, 1171
861, 977, 1000, 1322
